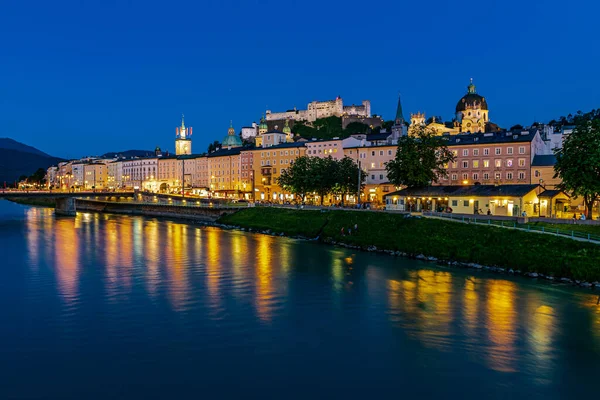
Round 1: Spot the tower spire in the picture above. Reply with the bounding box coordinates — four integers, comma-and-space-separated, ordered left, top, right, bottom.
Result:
395, 93, 405, 124
181, 113, 185, 130
467, 78, 476, 94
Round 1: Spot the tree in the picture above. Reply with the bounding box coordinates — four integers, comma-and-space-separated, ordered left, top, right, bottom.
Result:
554, 115, 600, 219
344, 122, 370, 134
207, 140, 221, 153
29, 168, 47, 184
332, 156, 365, 205
385, 125, 455, 188
309, 156, 338, 205
277, 156, 313, 201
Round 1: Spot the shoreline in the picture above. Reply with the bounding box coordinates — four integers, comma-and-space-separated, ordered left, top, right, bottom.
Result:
210, 220, 600, 291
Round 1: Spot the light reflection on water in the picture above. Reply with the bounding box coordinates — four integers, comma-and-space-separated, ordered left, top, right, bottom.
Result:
2, 201, 600, 398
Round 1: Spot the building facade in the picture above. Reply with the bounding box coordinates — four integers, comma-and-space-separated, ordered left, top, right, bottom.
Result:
440, 129, 547, 186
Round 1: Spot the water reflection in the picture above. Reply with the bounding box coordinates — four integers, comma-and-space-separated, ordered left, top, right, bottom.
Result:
255, 235, 275, 322
486, 280, 517, 372
54, 218, 80, 305
11, 205, 600, 395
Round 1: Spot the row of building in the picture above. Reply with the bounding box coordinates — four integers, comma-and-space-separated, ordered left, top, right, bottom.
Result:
46, 81, 574, 215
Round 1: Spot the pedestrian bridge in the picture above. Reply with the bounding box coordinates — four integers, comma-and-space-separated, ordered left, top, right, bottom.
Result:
0, 191, 135, 215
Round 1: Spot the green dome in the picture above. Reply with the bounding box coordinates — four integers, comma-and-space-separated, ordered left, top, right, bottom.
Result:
222, 133, 243, 148
259, 115, 268, 130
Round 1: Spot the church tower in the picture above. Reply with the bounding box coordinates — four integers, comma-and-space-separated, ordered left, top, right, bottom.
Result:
391, 94, 407, 139
175, 114, 192, 155
258, 114, 268, 135
282, 118, 293, 142
456, 79, 489, 133
256, 114, 268, 147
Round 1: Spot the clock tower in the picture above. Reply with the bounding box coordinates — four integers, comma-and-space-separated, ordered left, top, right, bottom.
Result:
175, 114, 192, 155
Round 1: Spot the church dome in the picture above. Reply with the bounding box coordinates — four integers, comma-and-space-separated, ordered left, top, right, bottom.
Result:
456, 79, 488, 113
223, 121, 242, 148
222, 134, 242, 147
259, 115, 268, 130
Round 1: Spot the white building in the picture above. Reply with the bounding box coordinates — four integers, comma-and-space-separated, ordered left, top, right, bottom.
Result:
71, 162, 86, 188
266, 97, 371, 122
241, 123, 258, 140
122, 157, 158, 190
107, 160, 123, 189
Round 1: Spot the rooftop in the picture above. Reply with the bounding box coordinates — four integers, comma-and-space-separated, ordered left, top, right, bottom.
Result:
445, 129, 539, 146
384, 184, 540, 198
531, 154, 557, 167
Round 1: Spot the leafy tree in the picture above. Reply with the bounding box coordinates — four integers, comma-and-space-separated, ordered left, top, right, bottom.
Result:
344, 122, 370, 134
385, 125, 455, 188
331, 156, 365, 205
554, 115, 600, 219
29, 168, 47, 184
277, 155, 365, 205
207, 140, 221, 153
277, 156, 313, 201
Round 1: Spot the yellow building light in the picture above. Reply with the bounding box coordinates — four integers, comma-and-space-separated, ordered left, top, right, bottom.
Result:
462, 180, 469, 185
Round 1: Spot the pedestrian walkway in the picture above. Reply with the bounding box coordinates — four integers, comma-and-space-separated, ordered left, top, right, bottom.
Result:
422, 211, 600, 244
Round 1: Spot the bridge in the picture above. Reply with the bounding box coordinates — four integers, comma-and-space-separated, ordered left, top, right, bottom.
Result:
0, 191, 135, 215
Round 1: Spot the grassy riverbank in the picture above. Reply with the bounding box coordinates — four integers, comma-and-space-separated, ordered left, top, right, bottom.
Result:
218, 207, 600, 281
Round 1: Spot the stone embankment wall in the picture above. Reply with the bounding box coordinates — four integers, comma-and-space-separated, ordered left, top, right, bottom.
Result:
75, 200, 236, 222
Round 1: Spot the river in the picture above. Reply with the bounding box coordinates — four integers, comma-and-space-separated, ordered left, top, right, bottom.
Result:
0, 200, 599, 399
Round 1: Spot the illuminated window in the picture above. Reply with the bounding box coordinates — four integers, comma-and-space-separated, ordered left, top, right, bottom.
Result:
473, 160, 479, 168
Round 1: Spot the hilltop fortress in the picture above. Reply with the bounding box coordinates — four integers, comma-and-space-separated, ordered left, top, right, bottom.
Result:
266, 97, 371, 122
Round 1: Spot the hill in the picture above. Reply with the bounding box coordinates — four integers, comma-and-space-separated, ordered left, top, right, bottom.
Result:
0, 138, 53, 158
0, 148, 63, 184
101, 149, 154, 158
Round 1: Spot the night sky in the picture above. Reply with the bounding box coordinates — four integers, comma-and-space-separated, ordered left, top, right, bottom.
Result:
1, 0, 598, 158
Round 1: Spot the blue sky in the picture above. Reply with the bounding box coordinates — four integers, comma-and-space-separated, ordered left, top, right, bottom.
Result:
1, 0, 598, 158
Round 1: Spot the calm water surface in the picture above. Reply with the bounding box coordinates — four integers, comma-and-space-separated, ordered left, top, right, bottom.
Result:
1, 201, 600, 399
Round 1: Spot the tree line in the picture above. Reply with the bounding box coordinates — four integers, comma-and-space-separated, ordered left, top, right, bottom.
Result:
276, 156, 365, 205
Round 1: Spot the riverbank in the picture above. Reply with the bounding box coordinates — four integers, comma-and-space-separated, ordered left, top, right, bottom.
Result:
218, 207, 600, 284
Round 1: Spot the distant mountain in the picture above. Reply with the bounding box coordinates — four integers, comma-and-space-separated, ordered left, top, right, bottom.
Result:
0, 138, 54, 158
101, 150, 155, 158
0, 148, 63, 184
